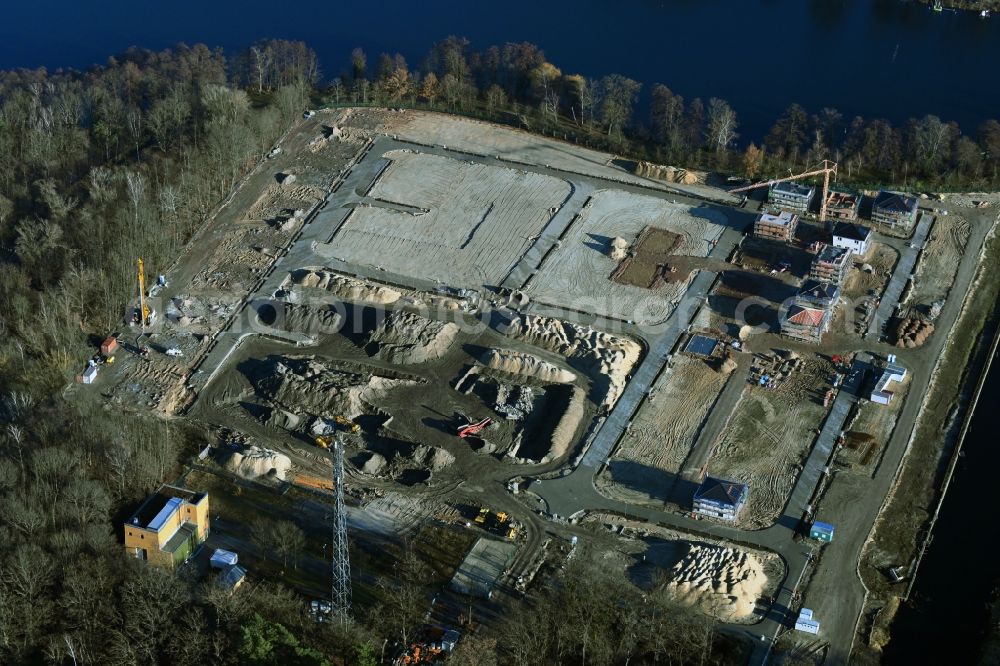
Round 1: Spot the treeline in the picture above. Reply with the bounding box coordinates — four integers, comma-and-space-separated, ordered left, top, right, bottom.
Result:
327, 36, 1000, 191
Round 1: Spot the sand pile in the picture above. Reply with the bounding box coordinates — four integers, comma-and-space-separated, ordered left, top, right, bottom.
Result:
412, 445, 456, 471
895, 318, 934, 348
265, 408, 303, 430
284, 303, 343, 336
663, 543, 767, 621
359, 451, 388, 475
251, 355, 416, 418
609, 236, 630, 261
483, 349, 576, 384
507, 315, 641, 408
226, 445, 292, 481
368, 311, 458, 364
548, 386, 586, 461
291, 270, 401, 306
633, 161, 704, 185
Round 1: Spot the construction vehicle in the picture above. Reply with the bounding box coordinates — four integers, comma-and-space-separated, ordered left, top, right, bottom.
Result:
457, 417, 492, 438
315, 435, 332, 448
333, 415, 360, 434
131, 258, 157, 331
729, 160, 838, 223
473, 508, 518, 540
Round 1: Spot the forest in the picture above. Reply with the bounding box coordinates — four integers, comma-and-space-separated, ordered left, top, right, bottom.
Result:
0, 35, 994, 664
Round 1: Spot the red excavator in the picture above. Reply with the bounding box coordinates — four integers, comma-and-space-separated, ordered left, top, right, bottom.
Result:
457, 417, 492, 438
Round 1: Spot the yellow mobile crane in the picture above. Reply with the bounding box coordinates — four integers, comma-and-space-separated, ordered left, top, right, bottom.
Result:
135, 258, 153, 332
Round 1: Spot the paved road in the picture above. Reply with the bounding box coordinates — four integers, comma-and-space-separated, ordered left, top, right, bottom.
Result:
867, 214, 933, 340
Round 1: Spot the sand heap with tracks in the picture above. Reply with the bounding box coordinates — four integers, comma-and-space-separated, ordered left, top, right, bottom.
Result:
368, 311, 459, 364
251, 355, 417, 419
663, 543, 767, 622
291, 269, 401, 305
506, 315, 641, 409
283, 303, 343, 336
225, 445, 292, 481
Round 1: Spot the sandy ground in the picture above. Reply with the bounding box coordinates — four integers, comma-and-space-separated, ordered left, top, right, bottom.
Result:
597, 356, 728, 505
706, 357, 834, 529
331, 149, 572, 285
906, 214, 971, 307
585, 514, 783, 623
391, 111, 738, 202
837, 377, 909, 472
527, 190, 726, 323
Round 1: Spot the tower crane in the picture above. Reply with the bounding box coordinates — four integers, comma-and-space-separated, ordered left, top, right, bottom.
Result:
729, 160, 838, 223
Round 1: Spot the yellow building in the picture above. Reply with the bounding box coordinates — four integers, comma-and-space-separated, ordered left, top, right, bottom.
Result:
124, 485, 210, 569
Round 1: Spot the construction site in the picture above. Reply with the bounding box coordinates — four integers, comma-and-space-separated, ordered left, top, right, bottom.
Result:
65, 107, 1000, 663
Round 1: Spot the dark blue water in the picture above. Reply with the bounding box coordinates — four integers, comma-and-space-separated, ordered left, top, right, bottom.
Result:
884, 328, 1000, 664
2, 1, 999, 140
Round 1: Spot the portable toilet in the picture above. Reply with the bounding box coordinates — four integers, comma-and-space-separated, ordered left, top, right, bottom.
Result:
810, 521, 835, 542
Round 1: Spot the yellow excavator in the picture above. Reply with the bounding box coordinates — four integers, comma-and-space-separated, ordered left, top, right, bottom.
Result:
314, 416, 360, 448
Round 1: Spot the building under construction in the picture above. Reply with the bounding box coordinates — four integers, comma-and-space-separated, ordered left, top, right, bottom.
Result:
769, 181, 815, 214
824, 190, 861, 221
872, 190, 919, 229
781, 280, 841, 343
753, 210, 798, 242
808, 243, 851, 286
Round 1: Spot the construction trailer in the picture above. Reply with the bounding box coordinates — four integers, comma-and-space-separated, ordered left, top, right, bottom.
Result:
692, 476, 748, 521
872, 190, 919, 230
810, 521, 836, 542
871, 362, 907, 405
832, 222, 872, 256
808, 243, 851, 286
768, 181, 815, 214
795, 608, 821, 635
753, 210, 799, 242
824, 190, 861, 221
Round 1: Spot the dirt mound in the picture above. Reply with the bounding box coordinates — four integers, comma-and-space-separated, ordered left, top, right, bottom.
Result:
894, 317, 934, 348
265, 408, 303, 431
664, 543, 767, 621
284, 303, 343, 336
507, 315, 641, 408
250, 355, 416, 418
548, 386, 586, 461
359, 451, 388, 475
368, 311, 458, 364
412, 445, 456, 471
633, 161, 704, 185
483, 349, 576, 384
225, 445, 292, 481
291, 269, 401, 305
609, 236, 630, 261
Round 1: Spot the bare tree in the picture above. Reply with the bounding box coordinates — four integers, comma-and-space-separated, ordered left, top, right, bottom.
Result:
707, 97, 739, 152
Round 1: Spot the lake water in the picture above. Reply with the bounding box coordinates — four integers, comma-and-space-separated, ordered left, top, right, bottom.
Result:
883, 334, 1000, 664
2, 0, 999, 140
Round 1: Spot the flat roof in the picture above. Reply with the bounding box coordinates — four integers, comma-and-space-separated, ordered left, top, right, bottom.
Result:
757, 210, 797, 226
771, 181, 814, 197
129, 485, 207, 530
